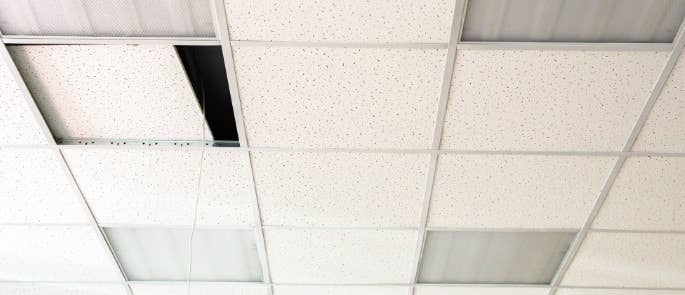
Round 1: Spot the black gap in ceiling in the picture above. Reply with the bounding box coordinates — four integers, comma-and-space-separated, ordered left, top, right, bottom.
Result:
176, 46, 239, 142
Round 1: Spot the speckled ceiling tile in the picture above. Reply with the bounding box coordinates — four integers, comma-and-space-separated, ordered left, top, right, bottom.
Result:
557, 289, 685, 295
561, 232, 685, 288
224, 0, 456, 42
633, 52, 685, 152
427, 154, 615, 229
8, 45, 211, 140
414, 286, 549, 295
594, 157, 685, 231
251, 151, 430, 227
0, 148, 88, 224
61, 148, 254, 226
273, 286, 410, 295
234, 46, 446, 149
129, 283, 267, 295
0, 226, 122, 281
0, 56, 46, 145
265, 229, 417, 283
0, 284, 127, 295
441, 50, 668, 151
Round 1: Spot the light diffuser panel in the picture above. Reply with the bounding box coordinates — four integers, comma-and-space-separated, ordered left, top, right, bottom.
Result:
462, 0, 685, 42
418, 231, 576, 284
105, 227, 262, 282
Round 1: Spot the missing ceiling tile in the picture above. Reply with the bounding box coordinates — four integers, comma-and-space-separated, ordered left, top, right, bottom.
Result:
176, 46, 239, 142
418, 231, 576, 284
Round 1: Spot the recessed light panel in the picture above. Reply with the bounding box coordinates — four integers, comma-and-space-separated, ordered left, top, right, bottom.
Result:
418, 231, 576, 284
0, 0, 214, 37
104, 227, 262, 282
461, 0, 685, 42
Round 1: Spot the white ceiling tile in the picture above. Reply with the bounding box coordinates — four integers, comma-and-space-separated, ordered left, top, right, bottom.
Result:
0, 148, 88, 224
224, 0, 456, 42
561, 232, 685, 288
0, 225, 122, 281
265, 229, 417, 283
634, 52, 685, 152
557, 288, 685, 295
8, 45, 210, 140
415, 286, 549, 295
594, 157, 685, 231
0, 54, 46, 145
62, 148, 254, 226
441, 50, 668, 151
273, 285, 410, 295
0, 283, 126, 295
234, 46, 445, 149
130, 283, 266, 295
252, 151, 429, 227
428, 154, 615, 228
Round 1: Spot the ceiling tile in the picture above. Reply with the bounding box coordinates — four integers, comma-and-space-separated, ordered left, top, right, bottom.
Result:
594, 157, 685, 231
0, 148, 88, 224
0, 225, 122, 281
634, 52, 685, 152
252, 151, 429, 227
130, 283, 266, 295
557, 288, 685, 295
441, 50, 668, 151
8, 45, 210, 140
224, 0, 456, 42
265, 229, 417, 283
415, 286, 549, 295
62, 148, 254, 226
561, 232, 685, 288
0, 283, 127, 295
273, 286, 410, 295
0, 53, 46, 145
234, 46, 445, 149
428, 154, 614, 228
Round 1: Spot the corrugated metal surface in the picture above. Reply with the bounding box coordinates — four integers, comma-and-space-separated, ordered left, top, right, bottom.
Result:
0, 0, 214, 37
418, 231, 576, 284
462, 0, 685, 42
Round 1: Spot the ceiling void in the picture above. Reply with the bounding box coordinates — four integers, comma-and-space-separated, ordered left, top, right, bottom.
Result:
418, 231, 576, 284
0, 0, 214, 37
462, 0, 685, 43
104, 227, 263, 282
176, 46, 239, 142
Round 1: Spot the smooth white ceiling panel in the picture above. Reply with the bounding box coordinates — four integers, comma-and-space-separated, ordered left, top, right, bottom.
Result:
634, 52, 685, 152
0, 226, 122, 281
130, 283, 266, 295
62, 149, 254, 226
594, 157, 685, 231
414, 286, 549, 295
251, 151, 429, 227
234, 46, 445, 149
557, 289, 685, 295
105, 228, 262, 281
461, 0, 685, 42
561, 232, 685, 288
428, 154, 614, 228
224, 0, 456, 42
0, 148, 88, 224
441, 50, 668, 151
8, 45, 211, 140
0, 283, 127, 295
273, 286, 410, 295
0, 0, 214, 37
0, 53, 46, 145
265, 229, 417, 283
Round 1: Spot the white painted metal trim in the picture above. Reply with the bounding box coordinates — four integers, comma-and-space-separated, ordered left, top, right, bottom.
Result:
230, 40, 448, 49
1, 35, 220, 45
457, 41, 673, 51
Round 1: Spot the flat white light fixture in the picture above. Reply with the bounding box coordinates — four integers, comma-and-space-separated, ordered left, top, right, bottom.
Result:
418, 231, 576, 284
104, 227, 263, 282
462, 0, 685, 43
0, 0, 214, 37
